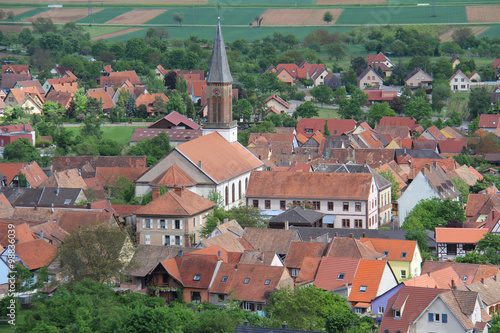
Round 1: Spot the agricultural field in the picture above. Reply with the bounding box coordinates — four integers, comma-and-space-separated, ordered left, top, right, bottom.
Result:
10, 8, 49, 22
92, 28, 143, 40
76, 8, 132, 24
466, 5, 500, 23
105, 9, 166, 25
479, 24, 500, 38
439, 26, 490, 42
20, 8, 102, 23
317, 0, 385, 4
447, 92, 469, 120
254, 9, 343, 26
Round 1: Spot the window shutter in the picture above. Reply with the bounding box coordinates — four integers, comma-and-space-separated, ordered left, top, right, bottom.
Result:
428, 313, 434, 322
157, 220, 160, 229
172, 220, 175, 229
162, 235, 165, 245
170, 236, 175, 245
442, 314, 447, 323
180, 236, 183, 246
180, 220, 183, 230
165, 220, 168, 229
142, 219, 145, 229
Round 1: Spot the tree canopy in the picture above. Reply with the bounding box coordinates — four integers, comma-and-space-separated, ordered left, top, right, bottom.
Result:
402, 198, 466, 231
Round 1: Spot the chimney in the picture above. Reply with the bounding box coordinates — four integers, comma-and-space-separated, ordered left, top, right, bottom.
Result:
334, 232, 338, 237
198, 160, 202, 169
174, 186, 182, 197
481, 278, 485, 284
284, 221, 289, 230
56, 188, 59, 196
40, 231, 44, 239
152, 187, 160, 200
244, 321, 249, 327
309, 236, 312, 242
282, 322, 288, 329
362, 232, 366, 238
349, 233, 354, 238
494, 275, 497, 282
223, 218, 228, 224
178, 250, 183, 259
451, 278, 456, 290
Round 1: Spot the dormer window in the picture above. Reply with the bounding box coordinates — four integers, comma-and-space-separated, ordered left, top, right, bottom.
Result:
463, 276, 468, 283
193, 274, 201, 281
359, 285, 367, 292
244, 278, 250, 284
265, 279, 270, 285
384, 251, 389, 256
337, 273, 345, 280
222, 276, 228, 282
394, 309, 401, 318
401, 252, 407, 259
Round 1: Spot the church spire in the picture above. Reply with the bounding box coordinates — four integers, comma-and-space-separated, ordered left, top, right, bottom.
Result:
207, 17, 232, 84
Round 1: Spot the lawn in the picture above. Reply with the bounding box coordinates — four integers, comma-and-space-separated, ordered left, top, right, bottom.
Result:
335, 5, 467, 25
446, 92, 469, 120
76, 8, 133, 24
317, 107, 340, 119
64, 125, 146, 146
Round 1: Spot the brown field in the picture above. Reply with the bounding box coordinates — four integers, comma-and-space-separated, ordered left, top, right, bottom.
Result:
316, 0, 385, 4
105, 9, 166, 25
0, 52, 27, 58
254, 9, 343, 26
439, 26, 490, 42
466, 5, 500, 23
0, 25, 31, 34
21, 8, 103, 23
0, 8, 33, 19
92, 28, 141, 40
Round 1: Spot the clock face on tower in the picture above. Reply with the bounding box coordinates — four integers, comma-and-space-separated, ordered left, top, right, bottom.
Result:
213, 89, 220, 96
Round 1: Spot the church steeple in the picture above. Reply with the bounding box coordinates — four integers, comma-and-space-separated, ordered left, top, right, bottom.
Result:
203, 18, 237, 143
207, 18, 232, 84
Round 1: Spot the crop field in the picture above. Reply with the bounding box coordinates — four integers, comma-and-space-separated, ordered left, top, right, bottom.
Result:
20, 8, 102, 23
447, 92, 469, 119
439, 26, 490, 42
105, 9, 166, 25
145, 7, 265, 26
335, 5, 467, 25
466, 5, 500, 23
254, 9, 343, 26
479, 24, 500, 38
317, 0, 385, 4
75, 8, 132, 24
0, 8, 33, 18
93, 28, 143, 40
0, 24, 31, 33
10, 8, 49, 22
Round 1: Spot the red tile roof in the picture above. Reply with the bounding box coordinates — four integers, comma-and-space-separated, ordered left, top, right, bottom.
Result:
314, 257, 360, 291
284, 241, 328, 269
265, 94, 290, 109
0, 162, 47, 188
479, 114, 500, 129
96, 167, 149, 185
348, 259, 390, 303
136, 93, 169, 113
379, 116, 418, 129
242, 227, 298, 255
360, 238, 417, 262
276, 64, 299, 78
148, 164, 196, 187
86, 88, 115, 109
40, 169, 87, 189
327, 236, 384, 260
435, 227, 488, 244
178, 254, 220, 289
149, 111, 200, 130
57, 211, 115, 234
109, 70, 141, 85
15, 238, 56, 270
2, 65, 29, 75
438, 140, 467, 153
135, 187, 215, 216
0, 222, 35, 248
297, 118, 357, 138
422, 260, 500, 285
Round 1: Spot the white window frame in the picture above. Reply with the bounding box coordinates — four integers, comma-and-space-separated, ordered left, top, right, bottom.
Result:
291, 268, 300, 277
145, 234, 151, 245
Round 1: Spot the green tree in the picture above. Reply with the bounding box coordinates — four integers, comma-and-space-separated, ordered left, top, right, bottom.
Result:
200, 190, 231, 239
402, 198, 466, 231
451, 176, 469, 204
125, 37, 146, 62
367, 102, 396, 125
432, 57, 454, 80
404, 97, 432, 123
294, 101, 319, 119
350, 56, 367, 75
326, 310, 360, 333
324, 120, 331, 136
310, 84, 334, 105
124, 94, 138, 118
323, 11, 334, 24
233, 98, 253, 121
31, 17, 57, 34
445, 111, 462, 127
378, 169, 401, 202
230, 205, 268, 229
127, 132, 171, 167
456, 233, 500, 265
432, 80, 452, 112
18, 28, 34, 47
3, 139, 40, 163
173, 12, 184, 26
468, 87, 492, 119
167, 93, 187, 115
326, 42, 348, 61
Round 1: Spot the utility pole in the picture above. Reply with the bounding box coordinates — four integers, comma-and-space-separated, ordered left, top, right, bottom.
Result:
88, 0, 93, 25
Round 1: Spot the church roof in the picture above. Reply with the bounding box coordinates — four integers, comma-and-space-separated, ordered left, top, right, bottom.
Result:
206, 18, 232, 84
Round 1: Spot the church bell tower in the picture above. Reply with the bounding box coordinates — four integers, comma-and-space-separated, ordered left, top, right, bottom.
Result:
202, 18, 237, 143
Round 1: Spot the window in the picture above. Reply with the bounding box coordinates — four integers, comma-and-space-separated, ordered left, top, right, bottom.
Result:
355, 202, 361, 212
359, 285, 367, 292
243, 302, 254, 311
160, 219, 166, 229
355, 219, 362, 228
337, 273, 345, 280
280, 201, 286, 210
342, 219, 350, 228
193, 274, 201, 281
244, 278, 250, 284
225, 186, 228, 206
328, 202, 333, 211
265, 200, 271, 209
232, 183, 235, 203
143, 219, 152, 229
394, 309, 401, 318
145, 234, 151, 245
378, 306, 385, 314
191, 291, 201, 304
384, 251, 389, 256
305, 129, 313, 134
354, 308, 363, 314
193, 217, 196, 227
222, 276, 228, 282
447, 243, 457, 255
175, 235, 182, 246
253, 200, 259, 208
218, 294, 225, 302
463, 276, 468, 283
164, 235, 170, 246
239, 180, 242, 200
343, 202, 349, 211
312, 201, 320, 210
265, 279, 270, 285
401, 252, 407, 259
401, 270, 406, 279
291, 269, 300, 277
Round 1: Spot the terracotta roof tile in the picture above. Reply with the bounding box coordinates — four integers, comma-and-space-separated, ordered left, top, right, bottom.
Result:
40, 169, 87, 189
314, 257, 359, 291
297, 119, 356, 138
52, 156, 147, 176
135, 187, 215, 216
0, 222, 35, 248
284, 241, 328, 269
111, 204, 142, 216
238, 250, 278, 266
421, 260, 500, 285
404, 266, 463, 289
130, 128, 202, 144
348, 259, 389, 303
359, 238, 417, 262
295, 256, 322, 285
109, 70, 141, 85
86, 88, 115, 109
57, 211, 115, 234
178, 254, 220, 289
30, 221, 69, 247
15, 238, 56, 270
242, 228, 298, 255
201, 233, 249, 252
327, 236, 384, 260
96, 166, 148, 185
0, 193, 14, 219
127, 244, 193, 277
148, 164, 196, 187
435, 227, 488, 243
0, 162, 47, 188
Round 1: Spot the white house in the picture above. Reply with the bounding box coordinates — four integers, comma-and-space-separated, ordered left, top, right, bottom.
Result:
450, 70, 471, 92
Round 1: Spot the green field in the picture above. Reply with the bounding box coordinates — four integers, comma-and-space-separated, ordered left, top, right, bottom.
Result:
10, 8, 49, 22
317, 107, 339, 119
336, 5, 467, 25
108, 25, 353, 42
146, 7, 266, 26
65, 126, 146, 146
207, 0, 314, 5
84, 26, 127, 38
76, 8, 133, 24
479, 25, 500, 38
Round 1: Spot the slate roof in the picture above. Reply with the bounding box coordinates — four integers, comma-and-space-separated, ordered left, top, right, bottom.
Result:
206, 19, 232, 83
37, 187, 84, 206
135, 187, 215, 217
15, 238, 57, 270
242, 228, 298, 255
394, 149, 444, 159
269, 207, 324, 224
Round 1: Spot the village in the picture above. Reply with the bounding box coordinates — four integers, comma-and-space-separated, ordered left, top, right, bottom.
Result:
1, 11, 500, 333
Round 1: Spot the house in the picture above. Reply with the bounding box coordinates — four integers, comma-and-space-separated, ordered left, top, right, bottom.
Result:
404, 68, 433, 88
479, 114, 500, 132
186, 80, 206, 103
108, 70, 141, 85
209, 263, 294, 311
242, 228, 298, 259
379, 116, 424, 136
45, 91, 73, 109
1, 65, 31, 92
235, 324, 323, 333
296, 118, 357, 138
52, 156, 147, 179
13, 80, 44, 95
136, 93, 169, 116
246, 171, 380, 229
450, 70, 470, 92
41, 77, 78, 94
2, 65, 29, 76
438, 140, 468, 157
458, 276, 500, 315
265, 94, 290, 114
368, 52, 394, 77
4, 87, 44, 114
276, 68, 294, 86
310, 67, 329, 87
435, 227, 488, 260
403, 266, 463, 289
364, 88, 398, 105
50, 64, 73, 78
0, 162, 47, 188
284, 240, 328, 280
135, 186, 215, 247
324, 72, 342, 91
86, 88, 115, 112
360, 237, 422, 281
276, 64, 298, 80
0, 123, 35, 149
421, 125, 447, 140
40, 169, 87, 189
30, 221, 70, 247
357, 67, 384, 88
421, 260, 500, 285
135, 132, 264, 209
380, 286, 491, 333
269, 207, 324, 229
149, 111, 200, 130
209, 219, 244, 239
450, 55, 461, 69
196, 232, 250, 253
398, 163, 460, 225
468, 70, 481, 82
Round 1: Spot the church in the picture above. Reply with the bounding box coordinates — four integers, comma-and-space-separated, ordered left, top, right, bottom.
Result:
135, 19, 264, 209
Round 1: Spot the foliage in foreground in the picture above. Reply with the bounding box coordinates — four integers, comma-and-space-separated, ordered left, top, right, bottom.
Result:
402, 198, 465, 231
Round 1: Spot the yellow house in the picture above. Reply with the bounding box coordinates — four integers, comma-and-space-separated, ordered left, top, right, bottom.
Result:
360, 237, 422, 282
